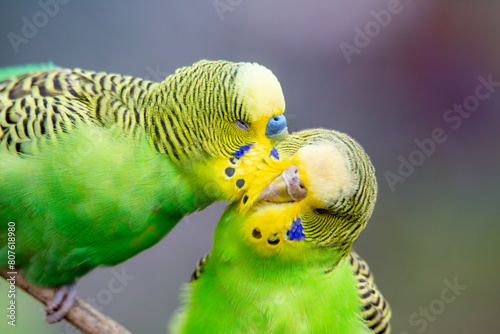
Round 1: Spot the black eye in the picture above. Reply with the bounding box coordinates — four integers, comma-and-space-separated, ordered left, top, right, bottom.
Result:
314, 208, 328, 215
235, 120, 250, 131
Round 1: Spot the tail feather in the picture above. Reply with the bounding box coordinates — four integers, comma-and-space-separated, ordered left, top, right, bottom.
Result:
0, 62, 56, 81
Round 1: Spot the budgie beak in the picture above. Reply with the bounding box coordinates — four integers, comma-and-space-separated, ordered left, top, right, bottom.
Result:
265, 114, 287, 138
259, 165, 307, 202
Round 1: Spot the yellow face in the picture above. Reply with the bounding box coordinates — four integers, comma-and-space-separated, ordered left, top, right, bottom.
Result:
237, 130, 376, 260
199, 62, 288, 201
210, 62, 287, 155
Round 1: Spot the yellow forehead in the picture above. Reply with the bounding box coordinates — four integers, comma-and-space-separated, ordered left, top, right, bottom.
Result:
295, 144, 358, 206
237, 63, 285, 121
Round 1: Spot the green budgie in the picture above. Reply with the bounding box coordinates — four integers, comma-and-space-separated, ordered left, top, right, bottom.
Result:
0, 59, 288, 323
170, 129, 391, 334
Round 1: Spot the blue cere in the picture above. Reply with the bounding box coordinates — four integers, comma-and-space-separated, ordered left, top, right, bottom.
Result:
270, 147, 279, 160
265, 114, 287, 137
287, 218, 306, 241
234, 144, 254, 158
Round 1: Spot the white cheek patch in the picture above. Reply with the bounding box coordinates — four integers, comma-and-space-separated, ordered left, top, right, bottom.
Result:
297, 144, 358, 203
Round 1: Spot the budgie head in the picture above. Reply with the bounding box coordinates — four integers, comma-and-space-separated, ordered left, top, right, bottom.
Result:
221, 128, 377, 263
148, 60, 286, 156
146, 60, 287, 201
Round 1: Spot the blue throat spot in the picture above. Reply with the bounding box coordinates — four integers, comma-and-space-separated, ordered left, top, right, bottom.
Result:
270, 147, 279, 160
234, 144, 254, 158
287, 218, 306, 241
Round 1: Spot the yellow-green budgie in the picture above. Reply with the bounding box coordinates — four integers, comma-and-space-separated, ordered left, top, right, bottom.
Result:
0, 60, 288, 322
171, 129, 391, 334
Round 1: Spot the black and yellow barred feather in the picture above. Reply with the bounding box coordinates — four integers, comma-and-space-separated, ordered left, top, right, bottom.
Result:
350, 252, 391, 334
0, 66, 153, 154
0, 60, 252, 160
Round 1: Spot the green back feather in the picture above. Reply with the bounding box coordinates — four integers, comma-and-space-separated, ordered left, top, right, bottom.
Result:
0, 63, 55, 81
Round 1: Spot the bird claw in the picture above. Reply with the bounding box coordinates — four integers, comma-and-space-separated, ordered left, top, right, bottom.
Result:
44, 283, 77, 324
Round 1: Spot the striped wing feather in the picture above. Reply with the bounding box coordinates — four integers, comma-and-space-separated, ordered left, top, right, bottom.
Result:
190, 253, 210, 282
0, 68, 151, 154
349, 251, 391, 334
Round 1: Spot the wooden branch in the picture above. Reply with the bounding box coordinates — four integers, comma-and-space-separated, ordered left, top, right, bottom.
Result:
1, 271, 132, 334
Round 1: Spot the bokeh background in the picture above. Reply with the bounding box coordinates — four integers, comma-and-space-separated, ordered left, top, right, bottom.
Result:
1, 1, 499, 333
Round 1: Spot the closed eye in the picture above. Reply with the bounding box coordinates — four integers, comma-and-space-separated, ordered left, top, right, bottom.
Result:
313, 208, 328, 215
235, 120, 250, 131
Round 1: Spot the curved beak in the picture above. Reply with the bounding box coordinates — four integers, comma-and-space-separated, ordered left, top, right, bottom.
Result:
259, 165, 307, 202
